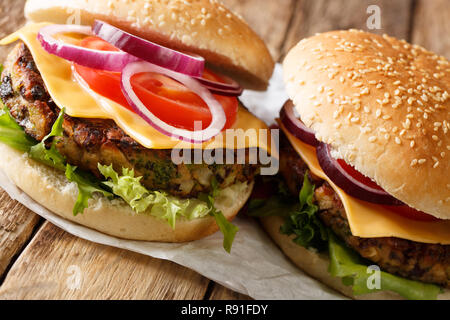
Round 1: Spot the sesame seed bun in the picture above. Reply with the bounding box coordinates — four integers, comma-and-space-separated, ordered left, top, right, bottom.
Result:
283, 30, 450, 220
24, 0, 275, 90
261, 215, 450, 300
0, 142, 253, 242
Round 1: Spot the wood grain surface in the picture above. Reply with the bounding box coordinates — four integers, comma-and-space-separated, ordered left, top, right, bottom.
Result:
0, 0, 449, 300
412, 0, 450, 58
0, 222, 210, 299
282, 0, 414, 57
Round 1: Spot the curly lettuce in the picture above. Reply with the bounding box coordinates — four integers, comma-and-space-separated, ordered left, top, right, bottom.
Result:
199, 177, 239, 253
279, 174, 328, 251
0, 106, 112, 214
28, 107, 67, 171
98, 164, 210, 229
66, 164, 112, 216
249, 174, 327, 251
98, 165, 238, 252
0, 107, 36, 152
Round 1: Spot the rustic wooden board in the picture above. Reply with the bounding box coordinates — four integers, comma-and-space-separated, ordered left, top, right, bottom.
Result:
282, 0, 414, 57
0, 0, 27, 62
0, 191, 41, 278
411, 0, 450, 58
208, 284, 251, 300
0, 221, 210, 299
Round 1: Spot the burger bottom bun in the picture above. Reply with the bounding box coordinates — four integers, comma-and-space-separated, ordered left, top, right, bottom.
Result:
0, 143, 253, 242
260, 215, 450, 300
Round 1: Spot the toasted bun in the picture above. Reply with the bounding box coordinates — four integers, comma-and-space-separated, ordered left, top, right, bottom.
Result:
0, 142, 253, 242
261, 215, 450, 300
24, 0, 274, 90
283, 30, 450, 219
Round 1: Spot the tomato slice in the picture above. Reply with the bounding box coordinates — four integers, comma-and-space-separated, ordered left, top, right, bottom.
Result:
382, 205, 439, 222
336, 159, 438, 222
73, 36, 238, 131
337, 159, 384, 191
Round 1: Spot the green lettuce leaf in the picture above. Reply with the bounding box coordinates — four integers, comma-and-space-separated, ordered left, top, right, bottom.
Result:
280, 173, 328, 251
0, 106, 36, 152
29, 107, 66, 171
248, 174, 327, 251
328, 231, 441, 300
199, 177, 239, 253
97, 164, 210, 229
65, 164, 112, 216
0, 106, 112, 215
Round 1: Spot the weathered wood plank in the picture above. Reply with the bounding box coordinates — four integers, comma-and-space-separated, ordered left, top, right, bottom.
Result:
221, 0, 296, 61
0, 222, 210, 299
0, 190, 41, 278
282, 0, 414, 57
0, 0, 27, 62
208, 284, 251, 300
412, 0, 450, 58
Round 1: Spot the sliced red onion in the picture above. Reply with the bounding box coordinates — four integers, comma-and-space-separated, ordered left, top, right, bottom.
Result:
194, 76, 243, 96
37, 24, 139, 72
280, 100, 319, 146
316, 143, 403, 205
121, 61, 226, 143
93, 20, 205, 77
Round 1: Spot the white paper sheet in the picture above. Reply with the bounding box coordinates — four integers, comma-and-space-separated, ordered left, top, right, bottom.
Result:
0, 64, 344, 300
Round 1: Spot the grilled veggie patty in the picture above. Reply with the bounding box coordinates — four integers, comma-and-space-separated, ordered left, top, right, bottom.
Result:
0, 42, 259, 197
279, 132, 450, 288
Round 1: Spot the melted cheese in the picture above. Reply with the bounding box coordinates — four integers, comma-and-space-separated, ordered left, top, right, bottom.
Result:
279, 121, 450, 245
1, 23, 270, 151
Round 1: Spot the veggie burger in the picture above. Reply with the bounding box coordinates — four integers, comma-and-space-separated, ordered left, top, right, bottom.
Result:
251, 30, 450, 299
0, 0, 274, 252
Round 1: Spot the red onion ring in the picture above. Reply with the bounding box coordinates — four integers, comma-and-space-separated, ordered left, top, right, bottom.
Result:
194, 75, 243, 96
121, 61, 226, 143
280, 100, 319, 146
37, 24, 139, 72
316, 143, 403, 205
93, 20, 205, 77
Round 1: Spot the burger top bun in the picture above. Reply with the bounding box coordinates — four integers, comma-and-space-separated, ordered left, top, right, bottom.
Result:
24, 0, 275, 90
283, 30, 450, 219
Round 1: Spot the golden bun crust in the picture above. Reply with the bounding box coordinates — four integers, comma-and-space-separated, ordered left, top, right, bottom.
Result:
261, 215, 450, 300
283, 30, 450, 219
0, 143, 253, 242
24, 0, 274, 90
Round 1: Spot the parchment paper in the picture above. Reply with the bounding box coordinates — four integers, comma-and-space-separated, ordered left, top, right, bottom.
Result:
0, 64, 344, 300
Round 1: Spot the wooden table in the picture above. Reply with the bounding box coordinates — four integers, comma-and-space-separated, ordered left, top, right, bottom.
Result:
0, 0, 449, 300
